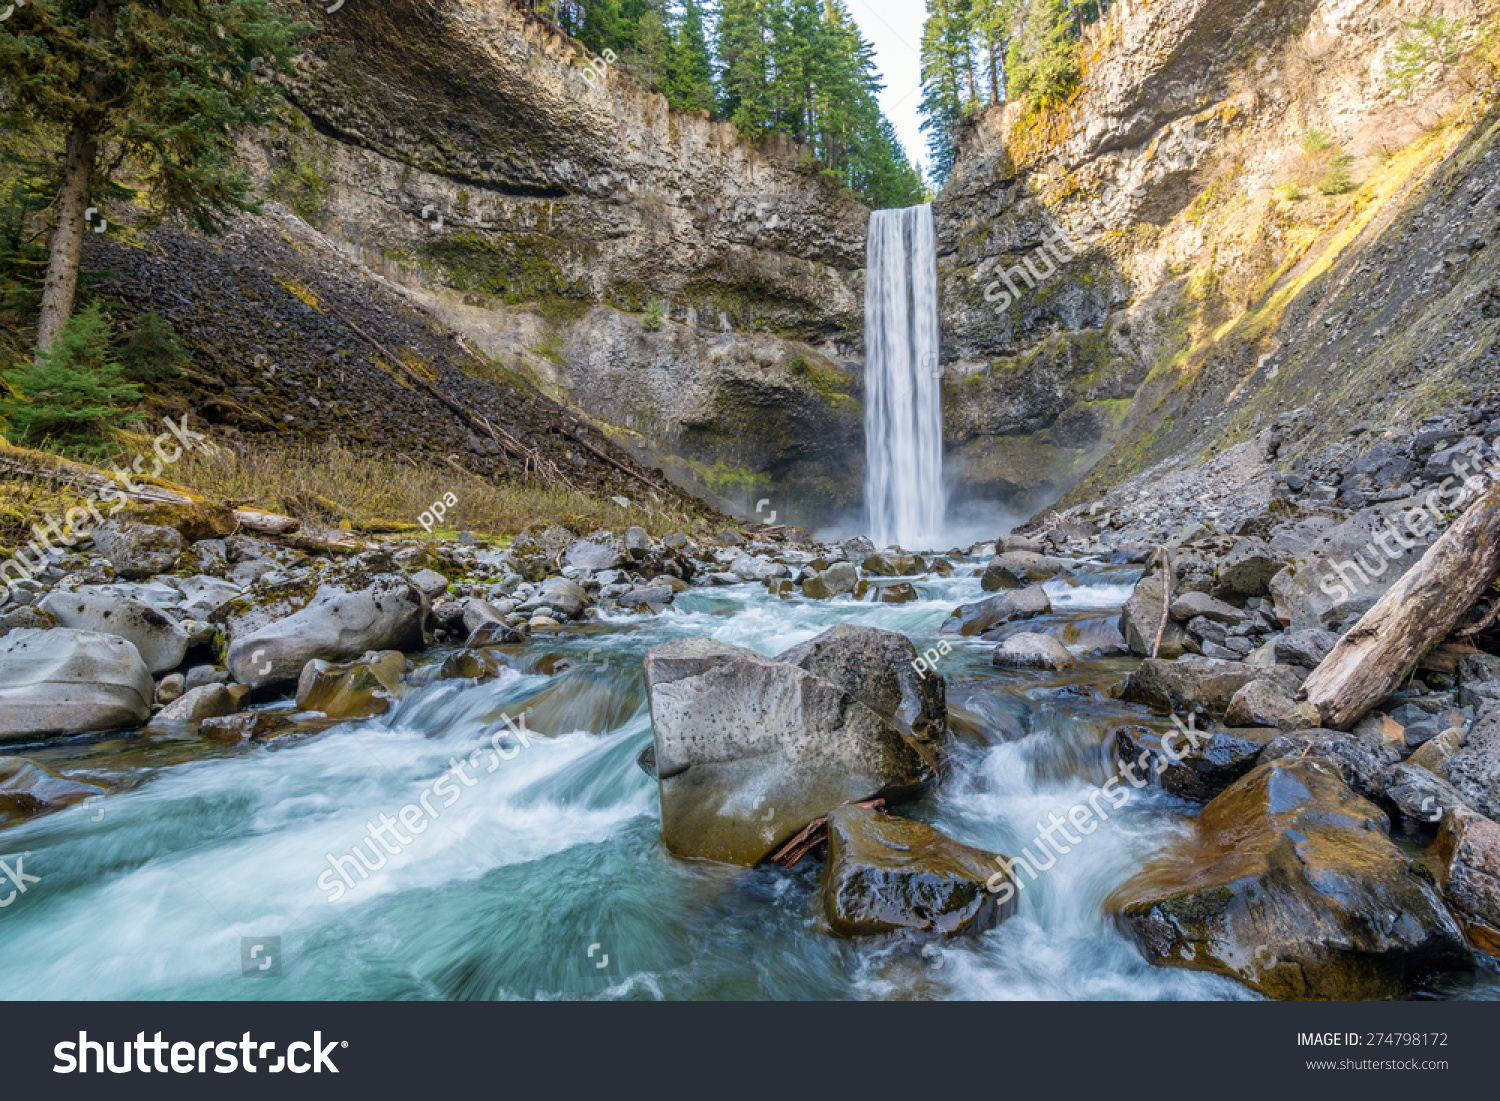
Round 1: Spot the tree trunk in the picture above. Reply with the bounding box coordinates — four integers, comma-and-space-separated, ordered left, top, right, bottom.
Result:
34, 130, 98, 360
1300, 482, 1500, 730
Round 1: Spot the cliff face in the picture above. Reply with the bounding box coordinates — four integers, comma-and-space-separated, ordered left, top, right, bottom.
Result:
251, 0, 872, 525
935, 0, 1500, 515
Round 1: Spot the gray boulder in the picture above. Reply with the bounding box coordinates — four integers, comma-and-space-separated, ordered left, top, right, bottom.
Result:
518, 577, 589, 620
1225, 678, 1301, 729
643, 638, 938, 866
409, 569, 451, 600
940, 584, 1050, 638
777, 624, 947, 751
225, 575, 428, 689
147, 684, 245, 732
993, 632, 1075, 670
980, 551, 1066, 591
1273, 629, 1340, 668
1170, 591, 1249, 626
565, 533, 627, 572
91, 521, 184, 580
0, 629, 154, 741
1456, 654, 1500, 713
801, 561, 859, 600
1434, 808, 1500, 956
1119, 570, 1192, 658
1211, 539, 1285, 604
1116, 658, 1303, 717
39, 589, 190, 674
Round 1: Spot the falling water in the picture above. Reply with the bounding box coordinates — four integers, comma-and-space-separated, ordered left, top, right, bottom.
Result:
864, 204, 944, 550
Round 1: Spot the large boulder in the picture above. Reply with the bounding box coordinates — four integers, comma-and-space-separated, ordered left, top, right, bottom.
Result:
940, 584, 1050, 638
225, 574, 428, 689
1447, 710, 1500, 821
1113, 758, 1474, 999
861, 552, 923, 577
1272, 629, 1340, 669
980, 551, 1066, 591
90, 521, 184, 580
1119, 570, 1191, 658
1224, 678, 1300, 729
643, 638, 938, 866
0, 629, 154, 741
776, 624, 948, 752
39, 589, 189, 674
822, 806, 1016, 937
1210, 539, 1285, 605
564, 532, 627, 572
1434, 807, 1500, 956
1115, 658, 1303, 717
801, 561, 859, 600
518, 576, 589, 620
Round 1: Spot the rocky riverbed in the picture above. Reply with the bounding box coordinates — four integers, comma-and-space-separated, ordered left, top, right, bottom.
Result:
0, 484, 1497, 1000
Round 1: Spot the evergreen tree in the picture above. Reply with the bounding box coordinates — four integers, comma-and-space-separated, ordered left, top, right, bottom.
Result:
667, 1, 716, 114
0, 302, 140, 454
0, 1, 310, 359
634, 4, 672, 89
116, 310, 189, 382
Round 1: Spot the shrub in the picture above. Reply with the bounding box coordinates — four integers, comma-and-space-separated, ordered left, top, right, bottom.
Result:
642, 297, 665, 331
0, 304, 142, 455
1386, 15, 1469, 100
116, 310, 190, 381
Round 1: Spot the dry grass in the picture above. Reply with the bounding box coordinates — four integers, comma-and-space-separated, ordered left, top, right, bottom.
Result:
171, 442, 715, 540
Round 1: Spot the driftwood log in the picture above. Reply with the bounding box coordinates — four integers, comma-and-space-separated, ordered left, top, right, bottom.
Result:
1300, 482, 1500, 730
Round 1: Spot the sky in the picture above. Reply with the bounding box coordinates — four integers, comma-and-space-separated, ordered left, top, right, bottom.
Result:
843, 0, 932, 182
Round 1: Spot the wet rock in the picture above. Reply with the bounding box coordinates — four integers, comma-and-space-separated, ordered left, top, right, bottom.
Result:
1447, 710, 1500, 820
438, 649, 506, 683
980, 551, 1066, 591
940, 584, 1050, 638
465, 621, 525, 647
822, 805, 1016, 937
993, 632, 1075, 670
39, 589, 190, 674
619, 585, 675, 612
1385, 763, 1473, 828
873, 582, 918, 604
625, 526, 652, 561
147, 683, 247, 732
463, 598, 512, 634
643, 638, 938, 865
184, 665, 229, 691
1114, 723, 1282, 802
91, 521, 184, 580
1113, 758, 1473, 999
0, 757, 104, 823
861, 552, 923, 577
0, 629, 155, 740
225, 573, 428, 689
199, 711, 287, 744
1258, 730, 1397, 807
777, 624, 948, 752
296, 650, 406, 720
1434, 807, 1500, 956
1115, 658, 1302, 717
1119, 571, 1192, 658
801, 561, 859, 600
1273, 629, 1340, 669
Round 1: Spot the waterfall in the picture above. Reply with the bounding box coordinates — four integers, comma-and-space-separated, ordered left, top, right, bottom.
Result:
863, 204, 944, 550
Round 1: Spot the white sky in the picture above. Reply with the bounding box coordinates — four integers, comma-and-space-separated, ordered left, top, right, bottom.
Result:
844, 0, 932, 182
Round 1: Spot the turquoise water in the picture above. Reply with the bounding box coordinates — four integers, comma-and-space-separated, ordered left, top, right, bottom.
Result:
1, 565, 1491, 1000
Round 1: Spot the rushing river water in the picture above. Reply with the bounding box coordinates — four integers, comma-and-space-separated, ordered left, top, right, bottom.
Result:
3, 563, 1495, 1001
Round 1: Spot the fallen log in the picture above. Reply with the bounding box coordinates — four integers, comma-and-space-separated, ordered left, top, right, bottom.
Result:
1299, 481, 1500, 730
767, 798, 885, 868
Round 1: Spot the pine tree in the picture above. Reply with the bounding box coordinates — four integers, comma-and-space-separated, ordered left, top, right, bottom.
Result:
0, 1, 309, 360
634, 5, 672, 89
0, 302, 140, 454
667, 0, 716, 114
116, 310, 190, 382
